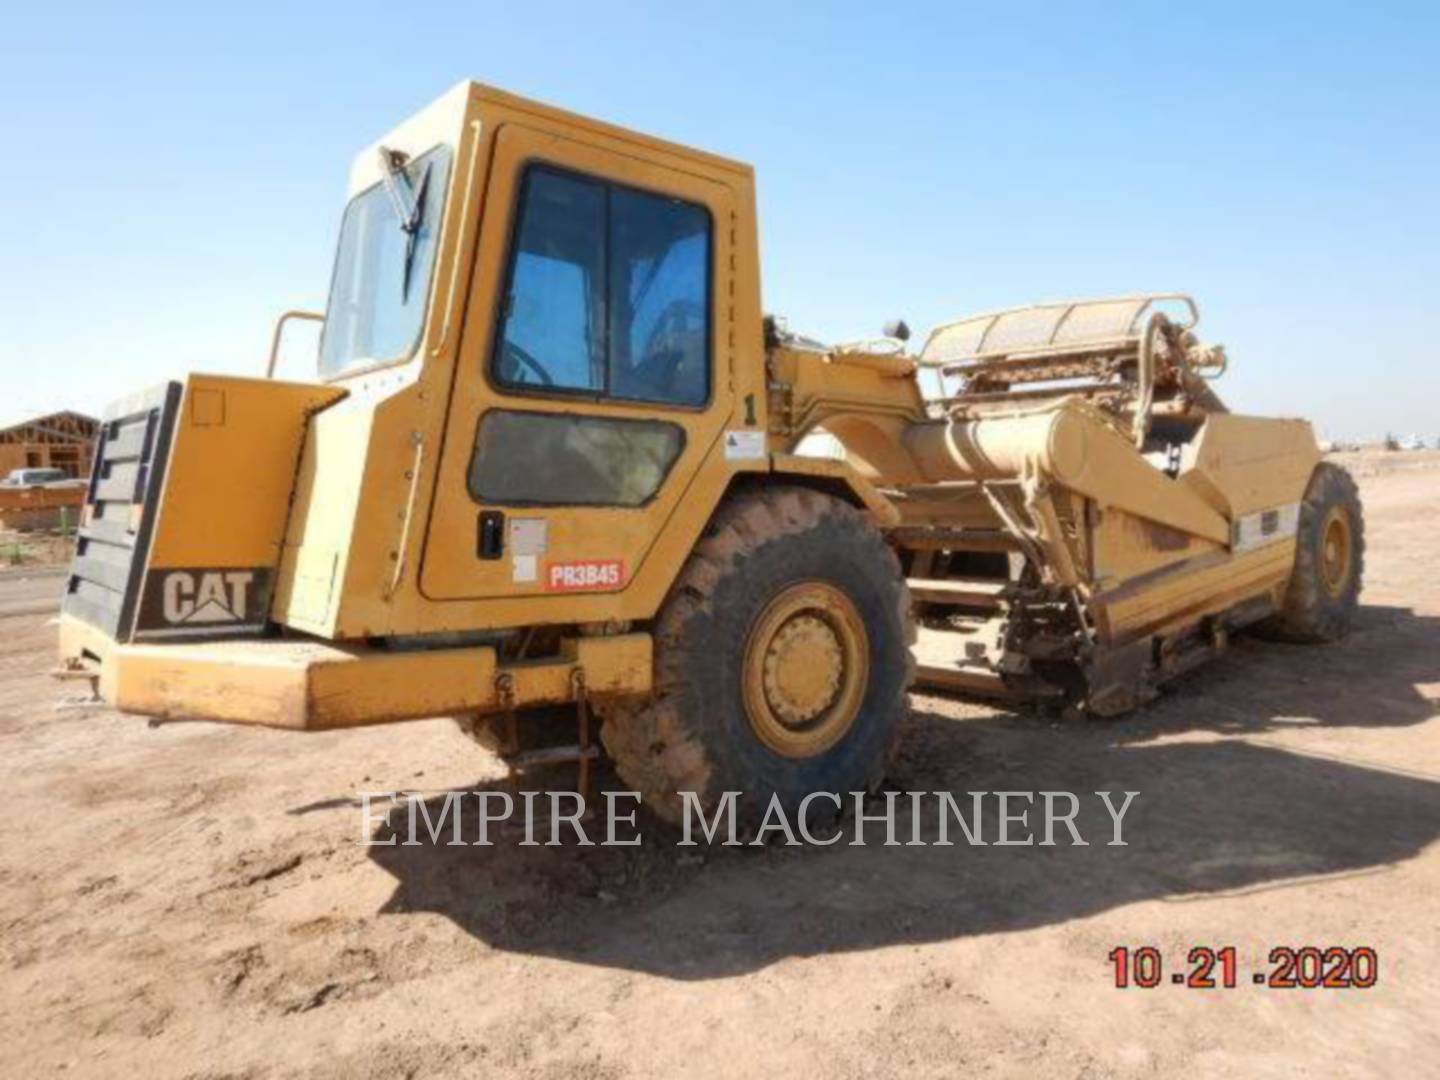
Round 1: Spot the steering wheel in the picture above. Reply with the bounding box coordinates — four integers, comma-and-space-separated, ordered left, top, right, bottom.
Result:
501, 339, 555, 386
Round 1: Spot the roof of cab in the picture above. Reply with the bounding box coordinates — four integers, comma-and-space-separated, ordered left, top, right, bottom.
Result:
464, 81, 754, 179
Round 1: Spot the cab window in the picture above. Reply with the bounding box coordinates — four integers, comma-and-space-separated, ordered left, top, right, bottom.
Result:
493, 165, 711, 406
320, 145, 453, 377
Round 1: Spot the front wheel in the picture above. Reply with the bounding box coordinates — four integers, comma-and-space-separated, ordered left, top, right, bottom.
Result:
600, 487, 915, 833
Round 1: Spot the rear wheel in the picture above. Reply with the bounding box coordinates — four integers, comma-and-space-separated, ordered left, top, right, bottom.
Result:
600, 486, 914, 832
1261, 463, 1364, 642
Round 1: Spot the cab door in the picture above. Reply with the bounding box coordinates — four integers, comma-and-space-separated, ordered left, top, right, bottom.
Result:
420, 122, 735, 604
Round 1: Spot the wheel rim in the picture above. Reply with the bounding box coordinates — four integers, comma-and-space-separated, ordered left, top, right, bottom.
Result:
1320, 505, 1353, 598
742, 581, 869, 759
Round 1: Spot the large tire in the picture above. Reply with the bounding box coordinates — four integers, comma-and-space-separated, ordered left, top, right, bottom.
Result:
600, 486, 915, 832
1260, 462, 1365, 642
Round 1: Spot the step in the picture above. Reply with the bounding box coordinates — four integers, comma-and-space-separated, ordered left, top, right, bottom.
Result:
889, 527, 1022, 554
907, 576, 1011, 608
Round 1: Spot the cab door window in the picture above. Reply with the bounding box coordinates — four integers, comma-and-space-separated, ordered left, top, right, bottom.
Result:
493, 165, 711, 406
496, 169, 605, 392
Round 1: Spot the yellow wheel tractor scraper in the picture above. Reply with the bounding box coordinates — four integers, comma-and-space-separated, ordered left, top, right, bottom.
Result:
57, 83, 1363, 829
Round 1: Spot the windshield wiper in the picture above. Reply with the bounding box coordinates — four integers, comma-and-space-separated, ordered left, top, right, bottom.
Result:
377, 146, 434, 300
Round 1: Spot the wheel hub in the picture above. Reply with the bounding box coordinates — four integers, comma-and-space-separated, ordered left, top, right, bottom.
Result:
742, 582, 869, 759
762, 615, 844, 726
1320, 506, 1353, 597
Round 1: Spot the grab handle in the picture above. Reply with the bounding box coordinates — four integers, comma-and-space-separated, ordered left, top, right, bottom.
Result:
266, 310, 325, 378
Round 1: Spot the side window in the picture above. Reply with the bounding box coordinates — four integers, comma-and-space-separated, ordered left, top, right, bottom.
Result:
497, 171, 605, 392
610, 189, 710, 405
469, 410, 685, 507
493, 165, 711, 406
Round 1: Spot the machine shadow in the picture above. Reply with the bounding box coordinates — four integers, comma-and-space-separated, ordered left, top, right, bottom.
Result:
1123, 603, 1440, 736
367, 605, 1439, 980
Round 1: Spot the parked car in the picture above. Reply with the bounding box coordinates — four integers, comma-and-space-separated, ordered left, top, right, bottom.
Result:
0, 467, 84, 489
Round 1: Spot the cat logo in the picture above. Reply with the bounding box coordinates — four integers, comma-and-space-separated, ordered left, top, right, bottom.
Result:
135, 566, 271, 637
161, 570, 255, 624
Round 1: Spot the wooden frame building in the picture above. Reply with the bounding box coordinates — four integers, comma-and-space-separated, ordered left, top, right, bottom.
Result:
0, 411, 100, 479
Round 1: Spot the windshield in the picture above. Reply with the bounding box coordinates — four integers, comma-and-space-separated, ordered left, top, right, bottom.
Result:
319, 145, 453, 377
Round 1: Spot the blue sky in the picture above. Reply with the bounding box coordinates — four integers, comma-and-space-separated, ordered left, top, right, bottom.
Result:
2, 1, 1436, 440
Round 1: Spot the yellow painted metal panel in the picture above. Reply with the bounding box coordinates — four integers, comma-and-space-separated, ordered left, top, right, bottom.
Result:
103, 631, 651, 731
146, 375, 344, 568
1180, 414, 1320, 518
270, 402, 375, 635
1094, 542, 1294, 645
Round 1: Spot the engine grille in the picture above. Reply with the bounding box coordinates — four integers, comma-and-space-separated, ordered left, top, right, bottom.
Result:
62, 382, 181, 641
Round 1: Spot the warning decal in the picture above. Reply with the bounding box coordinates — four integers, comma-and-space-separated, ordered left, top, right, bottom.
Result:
724, 430, 767, 460
544, 560, 627, 592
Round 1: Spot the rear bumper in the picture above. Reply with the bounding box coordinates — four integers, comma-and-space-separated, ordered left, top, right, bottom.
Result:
59, 614, 652, 730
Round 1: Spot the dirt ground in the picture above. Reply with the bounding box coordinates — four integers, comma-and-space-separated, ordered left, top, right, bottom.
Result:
1, 452, 1437, 1079
0, 528, 75, 570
